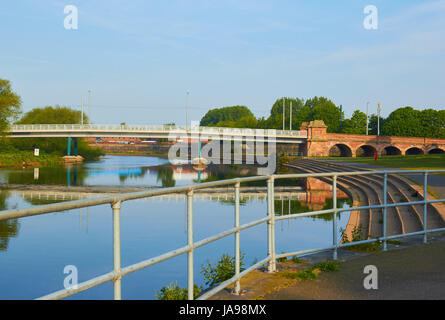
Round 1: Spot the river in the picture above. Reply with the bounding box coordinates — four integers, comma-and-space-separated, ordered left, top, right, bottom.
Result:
0, 155, 351, 299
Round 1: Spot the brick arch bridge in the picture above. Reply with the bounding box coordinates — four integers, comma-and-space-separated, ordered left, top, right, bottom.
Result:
300, 120, 445, 157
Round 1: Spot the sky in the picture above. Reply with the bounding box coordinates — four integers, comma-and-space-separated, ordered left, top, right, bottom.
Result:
1, 0, 444, 125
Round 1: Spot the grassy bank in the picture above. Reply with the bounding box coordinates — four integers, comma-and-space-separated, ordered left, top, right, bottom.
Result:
0, 150, 62, 168
328, 154, 445, 175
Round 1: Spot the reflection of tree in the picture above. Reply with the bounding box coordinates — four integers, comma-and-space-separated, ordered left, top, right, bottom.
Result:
6, 164, 88, 186
217, 198, 249, 206
119, 167, 150, 183
157, 167, 176, 188
274, 197, 352, 221
274, 199, 309, 216
314, 198, 353, 221
0, 191, 20, 251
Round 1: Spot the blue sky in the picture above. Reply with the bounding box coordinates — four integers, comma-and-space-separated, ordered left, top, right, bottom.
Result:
1, 0, 444, 125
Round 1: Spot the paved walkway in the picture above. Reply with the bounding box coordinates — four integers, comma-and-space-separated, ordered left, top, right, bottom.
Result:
264, 235, 445, 300
213, 235, 445, 300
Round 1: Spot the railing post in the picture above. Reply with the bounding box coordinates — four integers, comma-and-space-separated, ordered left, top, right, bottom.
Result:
423, 172, 428, 244
234, 182, 241, 295
112, 201, 122, 300
332, 175, 338, 260
383, 173, 388, 251
187, 190, 194, 300
267, 176, 276, 272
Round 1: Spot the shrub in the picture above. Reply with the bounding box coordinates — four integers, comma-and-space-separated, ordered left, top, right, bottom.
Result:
201, 253, 245, 288
312, 261, 340, 272
155, 282, 201, 300
282, 269, 318, 281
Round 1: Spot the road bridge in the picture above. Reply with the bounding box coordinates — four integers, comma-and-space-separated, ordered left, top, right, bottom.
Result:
8, 121, 445, 157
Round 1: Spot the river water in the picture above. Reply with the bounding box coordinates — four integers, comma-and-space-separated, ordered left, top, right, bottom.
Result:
0, 155, 351, 299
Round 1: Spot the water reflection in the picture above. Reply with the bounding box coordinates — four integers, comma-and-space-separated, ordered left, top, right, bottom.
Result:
0, 156, 356, 298
0, 191, 20, 251
0, 156, 265, 188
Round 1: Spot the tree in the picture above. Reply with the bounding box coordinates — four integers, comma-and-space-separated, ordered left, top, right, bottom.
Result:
419, 109, 444, 138
200, 106, 254, 126
266, 97, 308, 130
17, 105, 87, 124
382, 106, 422, 137
306, 97, 342, 133
11, 106, 103, 160
0, 79, 21, 134
342, 110, 367, 134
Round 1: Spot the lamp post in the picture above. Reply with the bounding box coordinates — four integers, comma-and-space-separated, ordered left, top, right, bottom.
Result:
289, 101, 292, 131
88, 90, 91, 123
186, 91, 190, 131
282, 97, 285, 131
366, 102, 369, 135
377, 102, 381, 136
81, 96, 84, 125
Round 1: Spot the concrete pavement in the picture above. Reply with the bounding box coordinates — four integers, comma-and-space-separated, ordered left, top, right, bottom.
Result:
265, 235, 445, 300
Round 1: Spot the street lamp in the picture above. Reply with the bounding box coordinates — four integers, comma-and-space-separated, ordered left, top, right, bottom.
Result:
366, 101, 369, 135
377, 102, 382, 136
282, 97, 285, 130
186, 91, 190, 131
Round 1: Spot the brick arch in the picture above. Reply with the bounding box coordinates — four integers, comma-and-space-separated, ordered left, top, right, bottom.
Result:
427, 147, 445, 154
328, 143, 354, 157
404, 146, 424, 155
356, 144, 377, 157
381, 145, 402, 156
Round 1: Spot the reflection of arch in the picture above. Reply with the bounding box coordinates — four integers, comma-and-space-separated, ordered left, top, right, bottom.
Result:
329, 144, 353, 157
428, 148, 445, 154
381, 146, 402, 156
405, 147, 424, 155
356, 145, 377, 157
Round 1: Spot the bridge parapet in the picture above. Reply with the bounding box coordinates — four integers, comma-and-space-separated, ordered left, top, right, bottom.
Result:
10, 124, 307, 141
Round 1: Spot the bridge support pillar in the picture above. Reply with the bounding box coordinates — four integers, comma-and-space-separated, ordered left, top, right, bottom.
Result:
67, 137, 72, 156
74, 138, 78, 157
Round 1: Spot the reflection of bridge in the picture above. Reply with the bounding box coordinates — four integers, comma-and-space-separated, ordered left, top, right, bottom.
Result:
9, 122, 445, 157
12, 186, 347, 207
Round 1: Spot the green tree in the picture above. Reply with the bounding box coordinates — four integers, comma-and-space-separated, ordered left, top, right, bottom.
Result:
368, 114, 386, 135
342, 110, 367, 134
266, 97, 308, 130
306, 97, 342, 133
0, 79, 22, 134
200, 106, 254, 126
11, 106, 103, 160
382, 106, 422, 137
419, 109, 444, 138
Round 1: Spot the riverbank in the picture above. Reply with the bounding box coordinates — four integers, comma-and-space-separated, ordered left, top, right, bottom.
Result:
0, 150, 62, 168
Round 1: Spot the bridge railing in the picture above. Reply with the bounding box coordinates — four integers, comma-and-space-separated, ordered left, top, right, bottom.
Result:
1, 169, 444, 300
10, 124, 307, 137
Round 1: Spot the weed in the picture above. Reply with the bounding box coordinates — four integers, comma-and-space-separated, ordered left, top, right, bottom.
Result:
312, 261, 340, 272
290, 256, 303, 264
341, 225, 382, 252
155, 282, 201, 300
282, 269, 318, 281
386, 239, 402, 245
201, 253, 246, 288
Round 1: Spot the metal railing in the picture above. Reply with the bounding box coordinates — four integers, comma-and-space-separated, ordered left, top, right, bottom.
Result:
1, 170, 445, 300
10, 124, 307, 138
